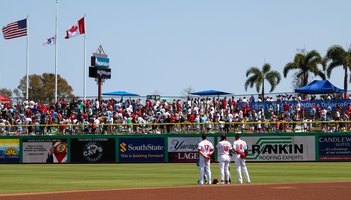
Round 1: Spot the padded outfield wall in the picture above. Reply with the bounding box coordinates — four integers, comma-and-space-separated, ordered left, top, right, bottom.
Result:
0, 133, 350, 163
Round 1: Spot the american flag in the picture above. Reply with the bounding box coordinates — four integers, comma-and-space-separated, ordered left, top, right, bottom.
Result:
2, 19, 27, 40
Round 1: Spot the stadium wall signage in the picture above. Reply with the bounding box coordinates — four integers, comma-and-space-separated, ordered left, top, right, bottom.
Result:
0, 139, 20, 163
22, 138, 67, 163
225, 136, 316, 162
0, 133, 350, 163
70, 138, 116, 163
319, 136, 351, 161
167, 137, 215, 162
119, 137, 165, 162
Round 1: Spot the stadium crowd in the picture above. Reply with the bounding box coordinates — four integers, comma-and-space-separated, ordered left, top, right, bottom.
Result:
0, 94, 349, 135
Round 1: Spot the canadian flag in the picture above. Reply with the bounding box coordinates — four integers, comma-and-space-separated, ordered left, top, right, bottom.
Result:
65, 17, 85, 39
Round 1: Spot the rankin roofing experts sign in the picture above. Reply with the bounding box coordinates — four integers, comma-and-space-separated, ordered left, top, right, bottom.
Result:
225, 136, 316, 162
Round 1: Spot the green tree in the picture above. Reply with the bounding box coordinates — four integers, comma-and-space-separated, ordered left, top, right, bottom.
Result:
325, 45, 351, 98
283, 50, 326, 88
0, 88, 12, 98
245, 63, 281, 101
17, 73, 74, 102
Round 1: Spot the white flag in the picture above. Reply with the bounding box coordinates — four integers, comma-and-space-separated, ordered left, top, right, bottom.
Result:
43, 36, 55, 45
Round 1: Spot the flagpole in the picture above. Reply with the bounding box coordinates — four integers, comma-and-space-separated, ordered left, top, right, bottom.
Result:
26, 15, 29, 100
55, 0, 59, 103
83, 14, 86, 101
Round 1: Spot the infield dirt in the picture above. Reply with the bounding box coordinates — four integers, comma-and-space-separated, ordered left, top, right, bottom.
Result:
0, 182, 350, 200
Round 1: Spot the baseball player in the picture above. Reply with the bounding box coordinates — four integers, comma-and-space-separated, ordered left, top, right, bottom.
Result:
198, 134, 214, 185
216, 134, 232, 184
233, 134, 251, 184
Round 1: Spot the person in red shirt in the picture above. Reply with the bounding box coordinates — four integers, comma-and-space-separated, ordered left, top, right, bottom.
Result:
37, 104, 43, 113
283, 102, 290, 118
188, 113, 195, 131
177, 100, 182, 112
346, 104, 351, 114
189, 113, 195, 123
232, 97, 237, 109
299, 106, 305, 120
222, 97, 227, 110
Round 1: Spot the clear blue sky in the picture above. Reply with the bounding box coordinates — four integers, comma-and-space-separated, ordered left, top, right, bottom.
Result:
1, 0, 350, 97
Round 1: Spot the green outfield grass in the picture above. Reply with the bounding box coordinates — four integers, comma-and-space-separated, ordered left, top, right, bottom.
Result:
0, 162, 351, 194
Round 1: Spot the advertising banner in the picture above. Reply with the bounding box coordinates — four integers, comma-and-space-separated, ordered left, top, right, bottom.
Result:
22, 138, 68, 163
319, 136, 351, 161
119, 138, 164, 162
225, 136, 315, 162
168, 137, 215, 162
91, 56, 109, 68
237, 99, 351, 111
89, 67, 111, 79
71, 138, 115, 163
0, 139, 20, 163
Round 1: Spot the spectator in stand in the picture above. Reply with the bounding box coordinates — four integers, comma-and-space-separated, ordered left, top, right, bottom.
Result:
1, 92, 350, 135
283, 102, 290, 120
249, 95, 255, 102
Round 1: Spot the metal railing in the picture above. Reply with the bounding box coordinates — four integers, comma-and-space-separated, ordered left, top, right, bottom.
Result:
0, 120, 350, 136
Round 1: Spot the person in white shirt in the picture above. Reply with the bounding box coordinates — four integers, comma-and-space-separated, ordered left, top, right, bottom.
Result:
233, 134, 251, 184
216, 135, 232, 184
197, 134, 214, 185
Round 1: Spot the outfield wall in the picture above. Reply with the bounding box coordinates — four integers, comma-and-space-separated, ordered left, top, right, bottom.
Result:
0, 133, 350, 163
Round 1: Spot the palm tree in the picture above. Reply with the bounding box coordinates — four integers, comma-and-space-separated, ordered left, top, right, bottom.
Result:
245, 63, 281, 101
283, 50, 326, 87
325, 45, 351, 98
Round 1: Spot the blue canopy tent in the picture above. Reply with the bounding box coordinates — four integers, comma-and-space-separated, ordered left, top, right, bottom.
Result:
295, 80, 345, 94
102, 91, 140, 97
191, 90, 232, 96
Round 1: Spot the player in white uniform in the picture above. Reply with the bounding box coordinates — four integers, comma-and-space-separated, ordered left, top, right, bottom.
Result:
233, 134, 251, 184
216, 135, 232, 184
198, 134, 214, 185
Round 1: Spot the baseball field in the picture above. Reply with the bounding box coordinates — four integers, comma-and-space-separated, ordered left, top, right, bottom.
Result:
0, 162, 351, 200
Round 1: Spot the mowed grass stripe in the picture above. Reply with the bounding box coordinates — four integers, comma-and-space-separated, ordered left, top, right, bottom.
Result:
0, 163, 350, 194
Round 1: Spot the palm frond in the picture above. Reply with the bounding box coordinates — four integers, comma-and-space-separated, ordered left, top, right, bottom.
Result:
327, 61, 343, 78
326, 45, 345, 60
246, 67, 261, 77
266, 71, 281, 92
316, 71, 326, 80
283, 62, 298, 77
306, 50, 321, 63
244, 75, 258, 91
321, 57, 328, 71
293, 54, 305, 66
262, 63, 271, 75
308, 64, 325, 78
266, 71, 281, 84
255, 81, 262, 93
